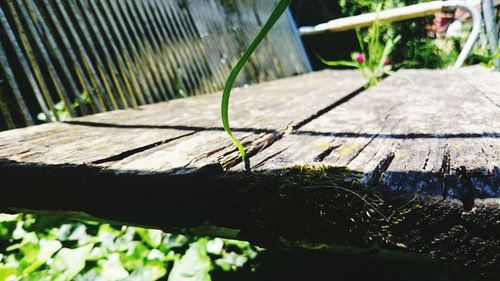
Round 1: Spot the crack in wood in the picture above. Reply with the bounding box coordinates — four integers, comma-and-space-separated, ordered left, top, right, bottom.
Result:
346, 134, 380, 166
422, 149, 432, 170
219, 129, 287, 170
314, 144, 341, 162
369, 152, 396, 185
440, 146, 451, 199
91, 131, 198, 165
183, 133, 256, 168
292, 86, 366, 130
458, 166, 476, 212
253, 147, 289, 170
216, 84, 370, 171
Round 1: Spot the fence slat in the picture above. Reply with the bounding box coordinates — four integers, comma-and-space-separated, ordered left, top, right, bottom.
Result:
0, 41, 34, 125
1, 2, 56, 122
0, 0, 310, 130
105, 0, 159, 103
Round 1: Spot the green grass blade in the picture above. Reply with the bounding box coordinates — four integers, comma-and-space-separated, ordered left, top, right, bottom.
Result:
221, 0, 292, 170
319, 56, 360, 68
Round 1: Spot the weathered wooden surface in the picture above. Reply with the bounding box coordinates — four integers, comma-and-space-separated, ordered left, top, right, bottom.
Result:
0, 70, 362, 167
0, 67, 499, 273
240, 67, 500, 201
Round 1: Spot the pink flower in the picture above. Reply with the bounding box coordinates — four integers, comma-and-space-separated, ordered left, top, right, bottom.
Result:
355, 53, 365, 64
384, 58, 390, 65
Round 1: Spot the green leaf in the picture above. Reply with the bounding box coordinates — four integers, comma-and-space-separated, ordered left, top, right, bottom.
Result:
23, 270, 54, 281
98, 253, 130, 281
168, 239, 211, 281
0, 222, 16, 239
319, 57, 360, 68
121, 242, 150, 271
74, 269, 100, 281
221, 0, 292, 170
136, 228, 163, 249
206, 238, 224, 256
0, 214, 19, 222
51, 243, 94, 281
22, 239, 62, 274
126, 262, 167, 281
0, 266, 16, 281
215, 252, 248, 271
160, 234, 188, 252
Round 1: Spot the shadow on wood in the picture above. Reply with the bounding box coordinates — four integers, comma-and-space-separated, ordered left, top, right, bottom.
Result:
0, 161, 499, 274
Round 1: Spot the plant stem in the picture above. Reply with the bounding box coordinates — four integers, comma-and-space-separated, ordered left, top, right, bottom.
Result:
221, 0, 293, 171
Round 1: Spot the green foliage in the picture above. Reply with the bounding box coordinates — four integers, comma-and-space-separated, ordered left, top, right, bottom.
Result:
37, 93, 91, 122
0, 214, 262, 280
470, 46, 500, 69
337, 0, 460, 69
321, 7, 400, 87
221, 0, 292, 169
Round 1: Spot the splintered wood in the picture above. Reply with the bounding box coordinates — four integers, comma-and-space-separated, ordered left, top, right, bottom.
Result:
0, 67, 498, 200
0, 70, 363, 171
240, 67, 500, 199
0, 68, 499, 266
0, 67, 500, 266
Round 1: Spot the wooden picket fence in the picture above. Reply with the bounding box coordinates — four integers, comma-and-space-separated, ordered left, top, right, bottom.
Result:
0, 0, 310, 130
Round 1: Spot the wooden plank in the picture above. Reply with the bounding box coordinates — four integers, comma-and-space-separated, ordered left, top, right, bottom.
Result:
0, 70, 362, 167
240, 67, 500, 201
0, 70, 365, 235
1, 68, 500, 272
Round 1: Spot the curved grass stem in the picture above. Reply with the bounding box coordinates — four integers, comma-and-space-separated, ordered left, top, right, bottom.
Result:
221, 0, 293, 171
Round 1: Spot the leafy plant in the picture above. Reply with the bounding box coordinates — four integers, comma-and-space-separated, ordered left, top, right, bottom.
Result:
470, 46, 500, 69
338, 0, 460, 69
221, 0, 292, 170
37, 93, 91, 122
0, 213, 262, 280
320, 10, 400, 87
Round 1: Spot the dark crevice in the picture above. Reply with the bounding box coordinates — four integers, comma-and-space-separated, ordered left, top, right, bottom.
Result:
296, 131, 500, 138
314, 144, 341, 162
458, 166, 476, 212
440, 147, 451, 199
65, 121, 500, 139
66, 120, 275, 134
346, 134, 379, 166
187, 133, 256, 167
422, 149, 431, 170
369, 152, 395, 185
221, 83, 372, 171
91, 132, 198, 165
292, 86, 366, 130
253, 147, 289, 170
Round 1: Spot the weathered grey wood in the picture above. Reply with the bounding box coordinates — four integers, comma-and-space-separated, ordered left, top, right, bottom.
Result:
0, 68, 499, 273
0, 70, 363, 167
242, 67, 500, 200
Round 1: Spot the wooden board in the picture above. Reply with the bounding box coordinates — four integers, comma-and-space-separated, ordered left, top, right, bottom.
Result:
0, 67, 499, 272
0, 70, 365, 223
0, 70, 362, 167
240, 67, 500, 201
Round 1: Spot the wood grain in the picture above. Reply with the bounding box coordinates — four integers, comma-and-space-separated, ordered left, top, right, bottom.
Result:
242, 67, 500, 200
0, 70, 363, 167
0, 67, 499, 271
